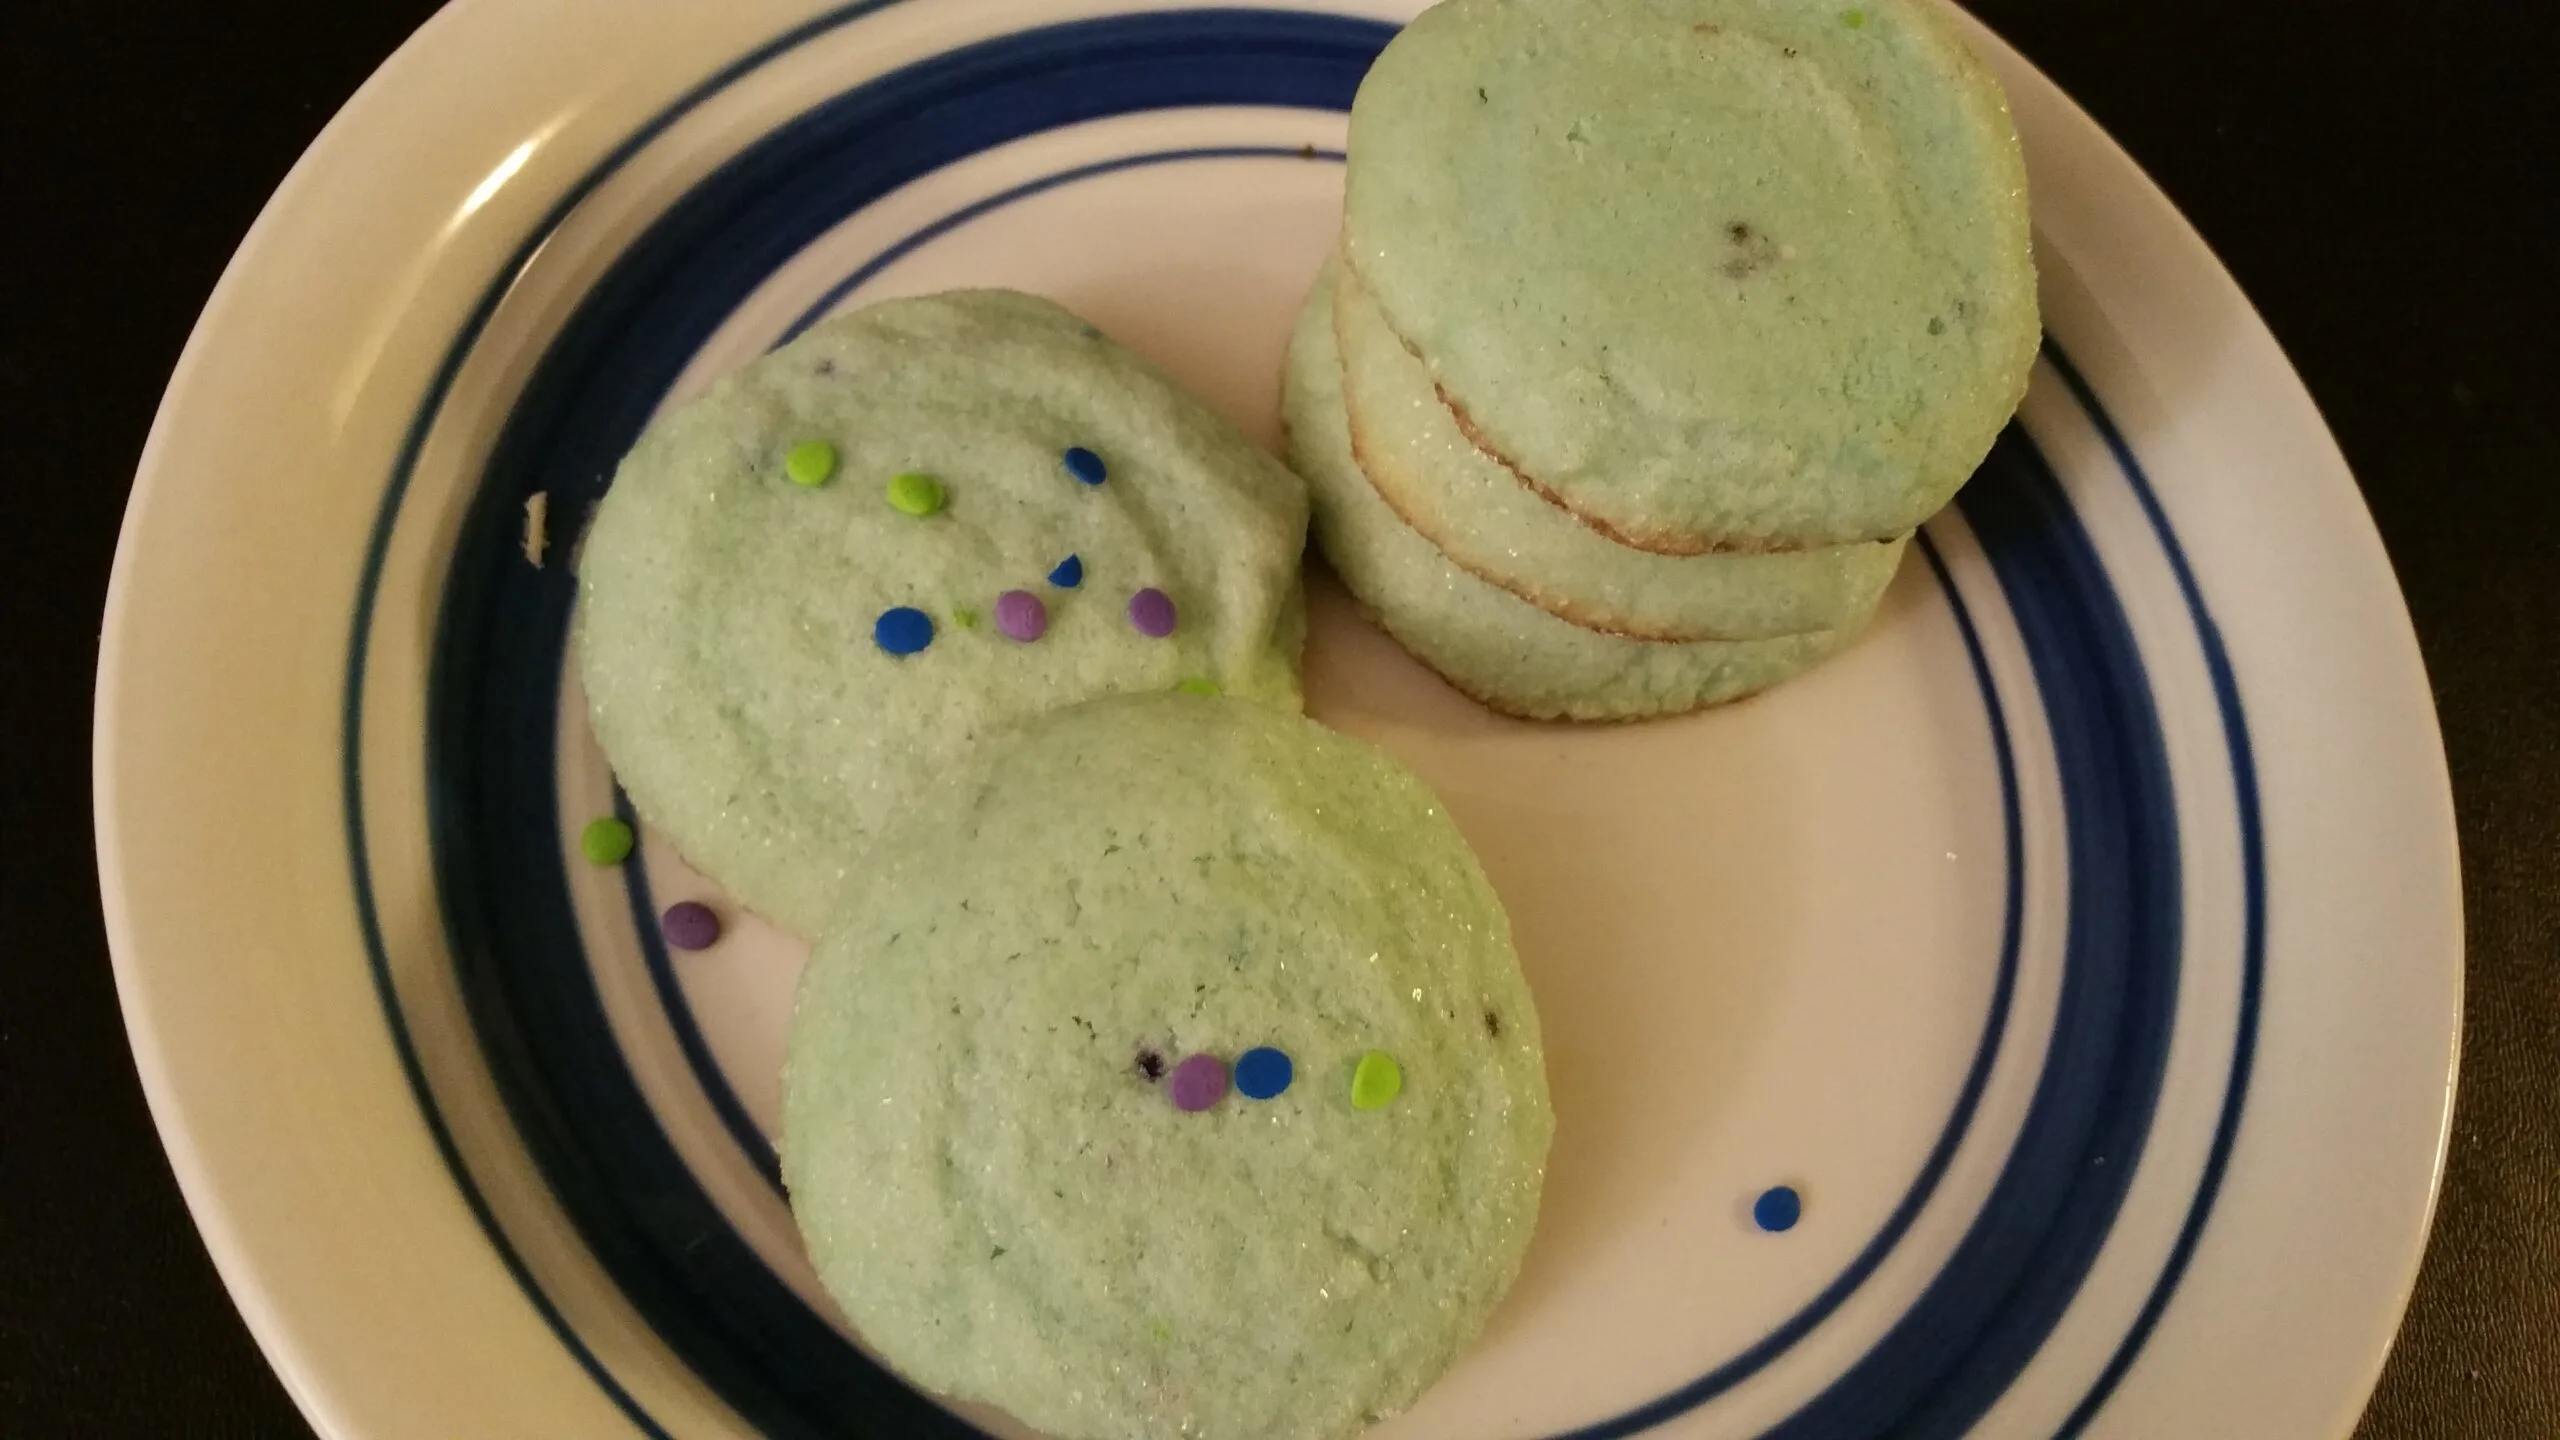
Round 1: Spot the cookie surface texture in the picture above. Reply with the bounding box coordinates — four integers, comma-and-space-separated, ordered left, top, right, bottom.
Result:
1343, 0, 2036, 548
577, 290, 1309, 935
782, 693, 1551, 1440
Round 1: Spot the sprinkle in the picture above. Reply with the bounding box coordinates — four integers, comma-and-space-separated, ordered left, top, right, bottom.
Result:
994, 590, 1049, 642
1063, 446, 1108, 486
521, 492, 548, 567
579, 817, 634, 866
1754, 1185, 1804, 1232
784, 440, 838, 488
1841, 8, 1866, 27
1175, 677, 1221, 697
874, 607, 934, 655
1048, 554, 1084, 588
1235, 1047, 1293, 1100
1350, 1051, 1402, 1110
660, 901, 721, 951
1169, 1053, 1228, 1111
886, 471, 945, 515
1128, 588, 1178, 638
953, 607, 982, 629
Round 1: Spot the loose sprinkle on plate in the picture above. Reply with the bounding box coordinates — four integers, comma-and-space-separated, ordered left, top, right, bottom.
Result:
521, 491, 548, 567
1754, 1185, 1803, 1232
660, 901, 721, 951
580, 817, 635, 866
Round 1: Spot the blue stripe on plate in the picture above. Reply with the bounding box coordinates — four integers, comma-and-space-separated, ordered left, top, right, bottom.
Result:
342, 7, 2264, 1437
615, 783, 785, 1189
2044, 346, 2267, 1439
340, 2, 943, 1433
1749, 415, 2183, 1440
1532, 527, 2027, 1439
774, 146, 1348, 347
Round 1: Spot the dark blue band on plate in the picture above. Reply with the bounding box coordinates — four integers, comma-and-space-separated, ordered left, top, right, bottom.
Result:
1752, 419, 2183, 1440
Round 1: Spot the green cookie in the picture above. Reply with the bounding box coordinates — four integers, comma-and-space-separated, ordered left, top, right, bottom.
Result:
1288, 264, 1873, 721
578, 291, 1308, 936
783, 693, 1551, 1440
1344, 0, 2037, 550
1334, 265, 1906, 640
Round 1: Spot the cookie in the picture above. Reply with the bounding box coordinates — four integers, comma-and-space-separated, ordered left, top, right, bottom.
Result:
1343, 0, 2037, 550
577, 291, 1308, 935
1333, 265, 1905, 641
1287, 264, 1872, 721
782, 693, 1550, 1440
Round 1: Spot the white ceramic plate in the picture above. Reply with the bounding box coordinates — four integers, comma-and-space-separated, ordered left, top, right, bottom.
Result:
95, 2, 2461, 1436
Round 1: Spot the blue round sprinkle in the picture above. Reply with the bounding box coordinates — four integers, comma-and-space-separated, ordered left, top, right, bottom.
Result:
1234, 1047, 1293, 1100
873, 606, 934, 656
1063, 446, 1107, 486
1048, 554, 1084, 588
1753, 1185, 1803, 1233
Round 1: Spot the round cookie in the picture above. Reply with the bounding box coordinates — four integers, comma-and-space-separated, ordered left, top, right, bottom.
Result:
782, 693, 1551, 1440
1333, 265, 1906, 641
1287, 264, 1876, 722
578, 291, 1307, 936
1343, 0, 2037, 550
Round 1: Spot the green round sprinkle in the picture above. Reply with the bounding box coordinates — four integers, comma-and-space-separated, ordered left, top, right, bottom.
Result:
580, 817, 635, 866
784, 440, 838, 488
953, 607, 983, 630
1350, 1051, 1403, 1110
886, 471, 945, 515
1841, 8, 1866, 27
1176, 677, 1222, 697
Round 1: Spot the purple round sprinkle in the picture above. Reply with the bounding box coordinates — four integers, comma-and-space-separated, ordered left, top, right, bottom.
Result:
660, 901, 722, 952
1168, 1053, 1228, 1112
994, 589, 1049, 642
1128, 587, 1178, 638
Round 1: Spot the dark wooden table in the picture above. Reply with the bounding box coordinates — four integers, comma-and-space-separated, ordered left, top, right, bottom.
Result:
5, 1, 2552, 1434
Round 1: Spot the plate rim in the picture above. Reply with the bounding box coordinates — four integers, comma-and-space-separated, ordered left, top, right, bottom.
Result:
93, 1, 2463, 1436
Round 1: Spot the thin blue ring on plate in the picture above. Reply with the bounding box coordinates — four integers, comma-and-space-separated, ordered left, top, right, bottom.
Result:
336, 6, 2264, 1437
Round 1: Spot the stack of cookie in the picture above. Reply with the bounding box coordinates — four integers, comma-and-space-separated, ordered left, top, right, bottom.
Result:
1286, 0, 2039, 721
